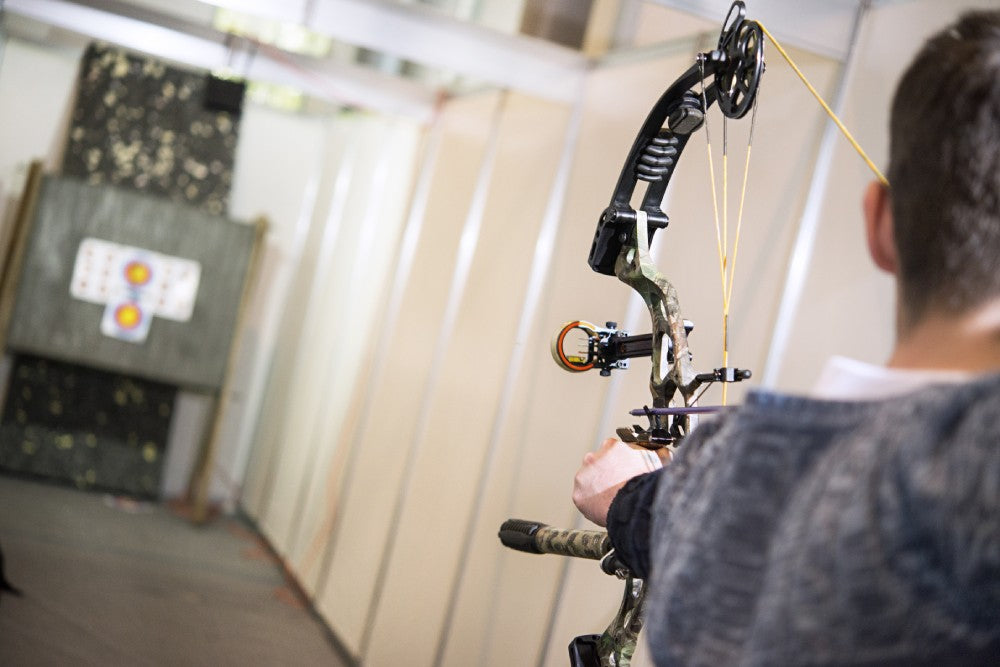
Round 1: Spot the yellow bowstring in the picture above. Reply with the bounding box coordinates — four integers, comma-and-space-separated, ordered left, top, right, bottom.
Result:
727, 143, 753, 309
759, 22, 889, 187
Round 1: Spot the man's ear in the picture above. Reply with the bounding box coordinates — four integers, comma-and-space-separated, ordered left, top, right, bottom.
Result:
863, 180, 898, 274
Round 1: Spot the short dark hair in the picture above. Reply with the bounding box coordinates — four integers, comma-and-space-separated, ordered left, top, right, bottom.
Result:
888, 10, 1000, 329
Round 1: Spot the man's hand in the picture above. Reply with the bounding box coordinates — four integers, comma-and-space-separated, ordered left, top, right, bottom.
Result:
572, 438, 667, 527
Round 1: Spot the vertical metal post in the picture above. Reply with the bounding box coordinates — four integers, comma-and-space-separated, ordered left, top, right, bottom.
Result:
760, 0, 871, 388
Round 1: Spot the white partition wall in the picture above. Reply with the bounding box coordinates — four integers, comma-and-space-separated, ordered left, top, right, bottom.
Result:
1, 0, 986, 662
360, 90, 577, 666
240, 36, 838, 667
764, 0, 1000, 391
217, 105, 332, 511
241, 110, 423, 541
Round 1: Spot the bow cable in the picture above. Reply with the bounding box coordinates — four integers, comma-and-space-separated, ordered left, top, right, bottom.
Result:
728, 92, 759, 311
700, 59, 726, 278
700, 59, 760, 406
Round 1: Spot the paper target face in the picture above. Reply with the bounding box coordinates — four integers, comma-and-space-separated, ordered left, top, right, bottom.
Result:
71, 238, 201, 343
101, 297, 153, 342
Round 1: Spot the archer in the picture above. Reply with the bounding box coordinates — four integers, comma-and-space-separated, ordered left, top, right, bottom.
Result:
574, 9, 1000, 665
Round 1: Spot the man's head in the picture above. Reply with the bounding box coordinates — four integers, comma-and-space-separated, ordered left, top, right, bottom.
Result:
868, 10, 1000, 334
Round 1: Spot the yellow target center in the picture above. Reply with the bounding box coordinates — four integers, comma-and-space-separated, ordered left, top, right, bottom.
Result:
124, 261, 152, 286
115, 303, 142, 329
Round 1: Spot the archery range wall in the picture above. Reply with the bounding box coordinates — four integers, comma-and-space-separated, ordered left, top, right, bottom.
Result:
0, 34, 423, 506
0, 0, 985, 665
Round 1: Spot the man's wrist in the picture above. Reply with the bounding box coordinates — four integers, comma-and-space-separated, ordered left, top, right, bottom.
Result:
605, 469, 663, 579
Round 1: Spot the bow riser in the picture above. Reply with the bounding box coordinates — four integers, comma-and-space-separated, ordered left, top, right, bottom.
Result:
615, 212, 696, 445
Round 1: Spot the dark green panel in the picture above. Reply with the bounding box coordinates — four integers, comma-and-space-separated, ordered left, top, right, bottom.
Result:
0, 354, 173, 498
6, 176, 256, 390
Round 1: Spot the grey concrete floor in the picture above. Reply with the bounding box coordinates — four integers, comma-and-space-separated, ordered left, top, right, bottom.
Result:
0, 475, 351, 666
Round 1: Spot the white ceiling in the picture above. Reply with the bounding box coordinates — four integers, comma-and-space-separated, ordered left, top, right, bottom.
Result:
650, 0, 908, 60
2, 0, 915, 119
3, 0, 591, 119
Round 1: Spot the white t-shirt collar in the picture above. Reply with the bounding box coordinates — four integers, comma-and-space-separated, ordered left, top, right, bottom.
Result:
810, 355, 973, 401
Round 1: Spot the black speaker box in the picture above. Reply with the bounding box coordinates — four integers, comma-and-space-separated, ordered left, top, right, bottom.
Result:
204, 74, 246, 115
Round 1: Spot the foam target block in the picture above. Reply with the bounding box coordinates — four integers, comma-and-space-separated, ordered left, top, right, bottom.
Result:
5, 175, 256, 390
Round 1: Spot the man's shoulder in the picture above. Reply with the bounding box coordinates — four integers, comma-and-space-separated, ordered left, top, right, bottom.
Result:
734, 368, 1000, 426
682, 371, 1000, 472
858, 370, 1000, 452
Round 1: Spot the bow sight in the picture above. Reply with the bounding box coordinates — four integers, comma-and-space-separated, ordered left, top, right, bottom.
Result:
550, 315, 751, 448
551, 320, 750, 384
551, 319, 694, 376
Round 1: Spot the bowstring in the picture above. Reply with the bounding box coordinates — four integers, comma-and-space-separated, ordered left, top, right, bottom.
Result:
759, 22, 889, 187
726, 89, 760, 319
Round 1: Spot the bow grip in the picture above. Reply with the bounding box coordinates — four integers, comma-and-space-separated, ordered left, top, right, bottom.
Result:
499, 519, 613, 560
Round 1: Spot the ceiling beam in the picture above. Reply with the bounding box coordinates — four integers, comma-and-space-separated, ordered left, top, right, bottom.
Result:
190, 0, 589, 103
6, 0, 591, 115
4, 0, 441, 120
306, 0, 587, 102
647, 0, 866, 60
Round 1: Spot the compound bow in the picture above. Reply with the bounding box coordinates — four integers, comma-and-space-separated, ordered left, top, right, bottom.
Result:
500, 2, 764, 665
